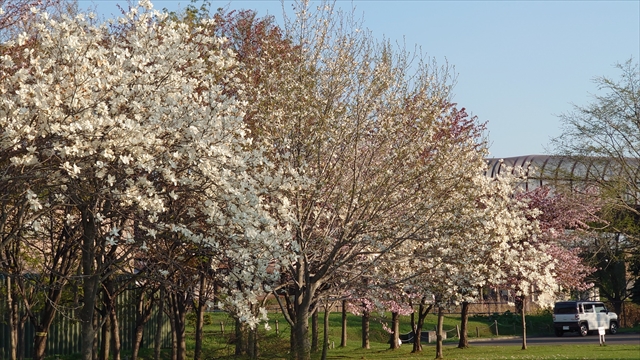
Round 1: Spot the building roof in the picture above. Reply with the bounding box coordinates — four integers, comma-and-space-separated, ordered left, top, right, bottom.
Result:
485, 155, 640, 193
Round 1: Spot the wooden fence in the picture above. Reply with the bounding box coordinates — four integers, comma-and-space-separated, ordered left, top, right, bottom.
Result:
0, 281, 171, 360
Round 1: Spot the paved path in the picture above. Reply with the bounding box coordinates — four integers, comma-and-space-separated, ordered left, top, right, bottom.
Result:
458, 333, 640, 346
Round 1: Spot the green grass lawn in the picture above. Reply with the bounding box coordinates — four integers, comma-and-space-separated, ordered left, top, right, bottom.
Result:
316, 343, 640, 360
178, 311, 639, 359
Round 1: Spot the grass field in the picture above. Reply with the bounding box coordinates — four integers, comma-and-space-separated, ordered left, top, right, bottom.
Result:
175, 310, 640, 359
311, 343, 640, 360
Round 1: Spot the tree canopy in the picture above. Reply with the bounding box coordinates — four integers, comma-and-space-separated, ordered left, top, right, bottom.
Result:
0, 1, 612, 360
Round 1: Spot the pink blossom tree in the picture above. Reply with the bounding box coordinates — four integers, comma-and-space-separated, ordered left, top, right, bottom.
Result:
521, 186, 599, 292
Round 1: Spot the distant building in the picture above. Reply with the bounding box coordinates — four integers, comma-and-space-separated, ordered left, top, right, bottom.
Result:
483, 155, 640, 305
486, 155, 640, 205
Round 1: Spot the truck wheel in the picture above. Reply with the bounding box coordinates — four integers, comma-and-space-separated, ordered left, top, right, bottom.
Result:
579, 324, 588, 337
609, 322, 618, 335
554, 328, 563, 337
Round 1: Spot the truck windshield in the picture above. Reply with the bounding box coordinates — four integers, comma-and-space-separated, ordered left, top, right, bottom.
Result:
554, 303, 577, 314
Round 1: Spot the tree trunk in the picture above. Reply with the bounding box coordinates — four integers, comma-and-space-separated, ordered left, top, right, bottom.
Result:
33, 332, 48, 360
290, 323, 296, 358
169, 293, 188, 360
251, 328, 260, 360
132, 288, 155, 360
611, 298, 623, 319
132, 322, 145, 360
99, 313, 111, 360
80, 208, 99, 360
340, 300, 347, 347
389, 312, 400, 349
458, 301, 469, 348
17, 316, 25, 360
100, 274, 121, 360
31, 220, 78, 360
235, 318, 247, 356
168, 299, 177, 360
8, 276, 18, 360
93, 310, 100, 360
361, 310, 370, 349
110, 306, 121, 360
411, 310, 423, 353
311, 306, 319, 353
289, 284, 315, 360
321, 303, 330, 360
521, 296, 527, 350
194, 275, 206, 360
292, 304, 312, 360
253, 328, 259, 359
154, 288, 165, 360
436, 306, 444, 359
282, 261, 319, 360
411, 300, 432, 353
247, 327, 258, 360
32, 288, 65, 360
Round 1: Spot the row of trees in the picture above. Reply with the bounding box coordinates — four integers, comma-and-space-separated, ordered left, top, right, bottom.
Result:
1, 1, 637, 359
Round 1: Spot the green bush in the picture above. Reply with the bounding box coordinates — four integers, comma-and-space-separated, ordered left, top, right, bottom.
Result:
186, 311, 213, 329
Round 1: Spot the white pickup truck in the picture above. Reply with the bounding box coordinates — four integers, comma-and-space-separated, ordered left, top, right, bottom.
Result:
553, 301, 618, 337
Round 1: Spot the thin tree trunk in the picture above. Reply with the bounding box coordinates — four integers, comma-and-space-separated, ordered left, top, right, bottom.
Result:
389, 312, 400, 349
17, 316, 25, 360
8, 276, 18, 360
247, 328, 254, 359
235, 318, 247, 356
110, 306, 121, 360
92, 310, 100, 360
311, 306, 319, 353
99, 312, 111, 360
32, 289, 65, 360
132, 288, 155, 360
282, 261, 319, 360
521, 296, 527, 350
80, 208, 99, 360
247, 327, 257, 360
458, 301, 469, 348
290, 323, 296, 357
253, 328, 259, 359
100, 275, 118, 360
194, 275, 206, 360
321, 303, 330, 360
361, 310, 370, 349
340, 300, 347, 347
411, 300, 432, 353
436, 306, 444, 359
411, 309, 423, 353
132, 323, 145, 360
164, 290, 190, 360
154, 288, 165, 360
32, 221, 77, 360
171, 294, 188, 360
168, 300, 177, 360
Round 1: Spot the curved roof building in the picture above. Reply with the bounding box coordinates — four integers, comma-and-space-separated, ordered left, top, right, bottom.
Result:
485, 155, 640, 196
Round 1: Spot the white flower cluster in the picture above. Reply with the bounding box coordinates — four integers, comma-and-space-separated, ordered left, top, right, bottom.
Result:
1, 0, 291, 327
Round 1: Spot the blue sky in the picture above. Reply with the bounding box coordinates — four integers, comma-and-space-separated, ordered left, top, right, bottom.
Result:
80, 0, 640, 159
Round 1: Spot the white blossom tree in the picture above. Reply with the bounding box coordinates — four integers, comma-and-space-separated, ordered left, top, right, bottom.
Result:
0, 2, 289, 360
381, 163, 545, 357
